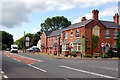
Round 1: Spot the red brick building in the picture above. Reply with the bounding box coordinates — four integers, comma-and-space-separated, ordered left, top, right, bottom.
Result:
41, 9, 120, 56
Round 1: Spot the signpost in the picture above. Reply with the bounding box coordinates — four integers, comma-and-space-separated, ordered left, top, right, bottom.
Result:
101, 43, 104, 58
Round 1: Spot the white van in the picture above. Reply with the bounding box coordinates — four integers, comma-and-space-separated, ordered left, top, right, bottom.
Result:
11, 45, 18, 53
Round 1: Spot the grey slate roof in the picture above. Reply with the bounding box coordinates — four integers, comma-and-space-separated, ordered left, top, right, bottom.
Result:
44, 31, 52, 36
100, 20, 120, 29
73, 39, 81, 43
62, 19, 93, 31
62, 40, 69, 45
44, 19, 120, 37
47, 29, 63, 37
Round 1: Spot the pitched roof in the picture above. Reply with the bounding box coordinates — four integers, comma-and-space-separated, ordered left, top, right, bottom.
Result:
47, 29, 63, 37
100, 20, 120, 29
44, 31, 52, 36
62, 19, 93, 31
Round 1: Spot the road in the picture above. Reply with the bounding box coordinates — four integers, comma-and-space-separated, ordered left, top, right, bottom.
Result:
1, 51, 119, 80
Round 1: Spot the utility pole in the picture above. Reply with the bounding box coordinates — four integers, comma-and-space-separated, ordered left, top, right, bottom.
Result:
23, 31, 25, 53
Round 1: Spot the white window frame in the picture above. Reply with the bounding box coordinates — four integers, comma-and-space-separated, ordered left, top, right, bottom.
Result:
73, 43, 81, 52
114, 31, 118, 39
76, 30, 80, 38
106, 30, 110, 38
70, 31, 73, 39
64, 32, 68, 39
62, 44, 69, 51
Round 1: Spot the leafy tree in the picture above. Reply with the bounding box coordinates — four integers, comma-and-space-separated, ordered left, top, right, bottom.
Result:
2, 44, 7, 50
92, 35, 99, 57
117, 30, 120, 56
30, 32, 41, 46
14, 33, 34, 49
41, 16, 71, 31
0, 31, 14, 49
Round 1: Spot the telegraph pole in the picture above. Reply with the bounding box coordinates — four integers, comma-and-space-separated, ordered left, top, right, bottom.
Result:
23, 31, 25, 53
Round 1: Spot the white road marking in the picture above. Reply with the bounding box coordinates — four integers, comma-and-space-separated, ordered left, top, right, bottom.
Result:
59, 65, 116, 79
12, 58, 21, 62
3, 75, 8, 78
1, 71, 4, 74
28, 64, 47, 73
88, 65, 118, 71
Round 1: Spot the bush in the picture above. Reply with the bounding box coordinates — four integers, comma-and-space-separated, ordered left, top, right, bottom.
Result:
101, 53, 108, 58
84, 54, 92, 58
2, 44, 7, 50
72, 53, 77, 57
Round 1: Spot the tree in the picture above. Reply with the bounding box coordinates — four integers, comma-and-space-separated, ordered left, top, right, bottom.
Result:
2, 44, 7, 50
14, 33, 34, 49
41, 16, 71, 31
117, 30, 120, 55
92, 35, 99, 57
0, 31, 14, 49
30, 32, 41, 46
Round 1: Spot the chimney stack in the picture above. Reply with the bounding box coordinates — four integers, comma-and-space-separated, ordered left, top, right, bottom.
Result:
92, 9, 99, 25
81, 17, 87, 22
113, 13, 119, 24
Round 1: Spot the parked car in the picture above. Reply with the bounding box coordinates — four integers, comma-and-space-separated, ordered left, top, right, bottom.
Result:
26, 46, 40, 52
33, 48, 40, 52
6, 48, 10, 51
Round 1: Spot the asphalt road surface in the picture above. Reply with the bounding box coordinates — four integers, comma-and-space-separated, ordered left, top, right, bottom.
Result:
1, 51, 119, 80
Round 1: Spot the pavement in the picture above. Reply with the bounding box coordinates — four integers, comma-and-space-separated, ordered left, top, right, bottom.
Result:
1, 51, 119, 80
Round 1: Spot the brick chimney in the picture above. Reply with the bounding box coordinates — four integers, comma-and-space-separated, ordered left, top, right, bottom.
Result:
113, 13, 119, 24
81, 17, 87, 22
92, 9, 99, 25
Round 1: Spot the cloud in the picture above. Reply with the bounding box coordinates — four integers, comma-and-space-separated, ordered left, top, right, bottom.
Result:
1, 0, 119, 28
99, 6, 118, 18
72, 6, 118, 24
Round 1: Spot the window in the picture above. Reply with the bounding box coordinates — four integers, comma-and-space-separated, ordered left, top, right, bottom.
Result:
113, 43, 117, 52
62, 44, 69, 51
52, 37, 53, 41
55, 36, 57, 41
76, 30, 80, 38
49, 37, 50, 41
65, 32, 68, 39
114, 31, 118, 39
106, 30, 110, 38
43, 38, 45, 42
70, 31, 73, 39
73, 43, 81, 51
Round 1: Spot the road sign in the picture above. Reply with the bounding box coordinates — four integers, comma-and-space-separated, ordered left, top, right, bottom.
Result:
25, 36, 30, 41
101, 43, 104, 47
25, 42, 29, 47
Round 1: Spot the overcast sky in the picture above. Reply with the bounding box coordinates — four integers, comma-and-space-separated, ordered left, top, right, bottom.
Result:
0, 0, 120, 41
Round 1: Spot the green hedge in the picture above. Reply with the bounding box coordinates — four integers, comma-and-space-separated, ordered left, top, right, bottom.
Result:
84, 54, 92, 58
101, 53, 108, 58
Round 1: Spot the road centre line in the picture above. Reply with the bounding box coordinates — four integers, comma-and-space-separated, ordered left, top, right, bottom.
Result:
3, 75, 8, 78
27, 64, 47, 73
59, 65, 115, 79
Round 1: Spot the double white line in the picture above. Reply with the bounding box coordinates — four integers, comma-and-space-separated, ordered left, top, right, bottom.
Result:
1, 71, 8, 79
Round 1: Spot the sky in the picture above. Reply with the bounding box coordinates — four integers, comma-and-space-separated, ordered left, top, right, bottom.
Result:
0, 0, 120, 41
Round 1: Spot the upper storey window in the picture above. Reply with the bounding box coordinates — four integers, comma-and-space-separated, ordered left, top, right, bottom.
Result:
106, 30, 110, 38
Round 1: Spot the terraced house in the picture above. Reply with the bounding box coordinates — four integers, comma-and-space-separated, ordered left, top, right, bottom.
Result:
41, 9, 120, 56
